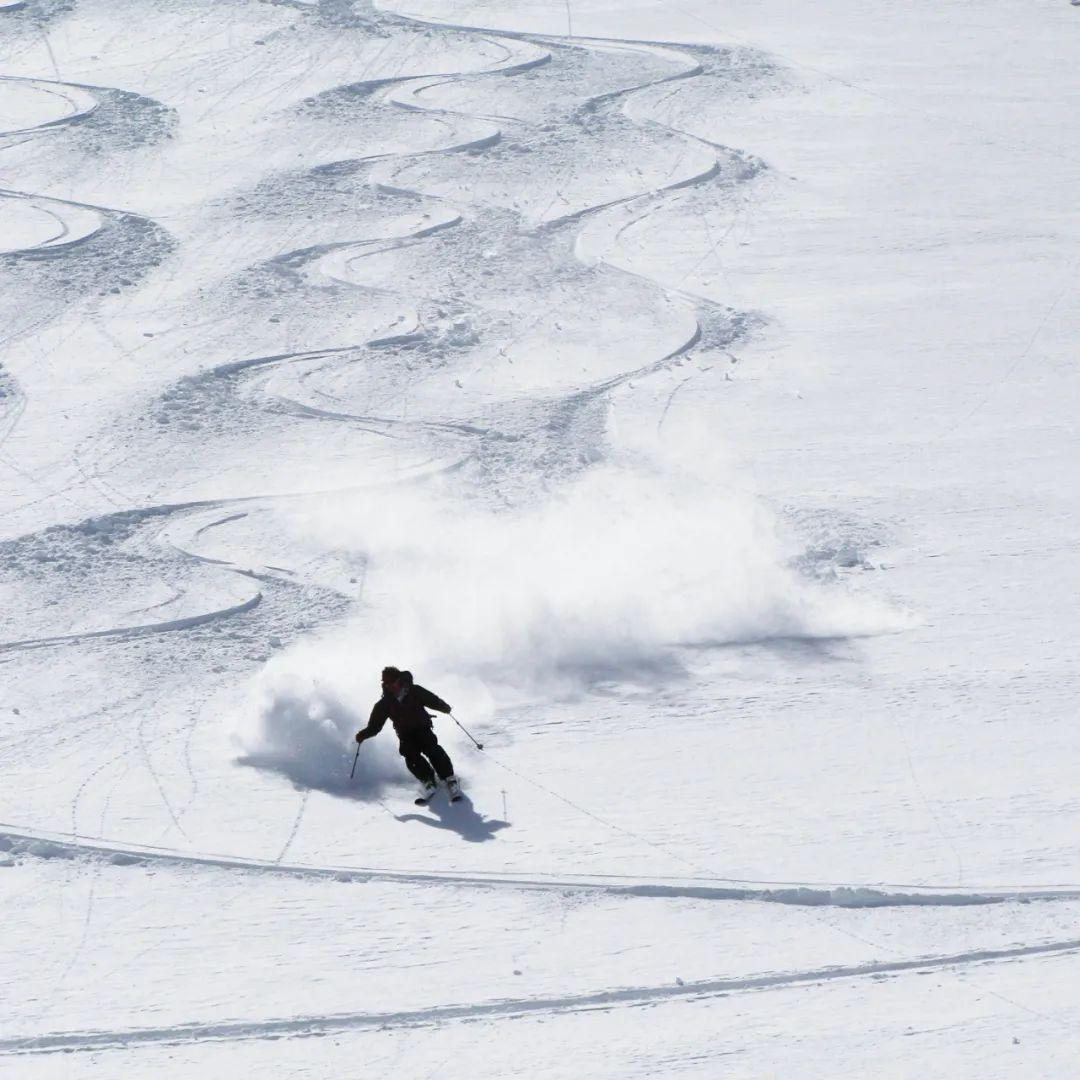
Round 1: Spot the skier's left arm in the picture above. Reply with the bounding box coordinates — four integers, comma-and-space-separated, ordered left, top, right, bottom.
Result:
356, 700, 390, 743
414, 685, 451, 714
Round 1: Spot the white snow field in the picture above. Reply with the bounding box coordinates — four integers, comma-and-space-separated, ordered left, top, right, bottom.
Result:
2, 0, 1079, 1073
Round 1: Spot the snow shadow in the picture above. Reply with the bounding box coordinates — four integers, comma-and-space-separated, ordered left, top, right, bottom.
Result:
691, 633, 865, 665
395, 794, 511, 843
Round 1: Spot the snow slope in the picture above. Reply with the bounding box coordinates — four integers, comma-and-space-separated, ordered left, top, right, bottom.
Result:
2, 0, 1078, 1074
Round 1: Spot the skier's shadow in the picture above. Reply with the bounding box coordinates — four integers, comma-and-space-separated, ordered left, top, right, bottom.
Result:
396, 794, 511, 843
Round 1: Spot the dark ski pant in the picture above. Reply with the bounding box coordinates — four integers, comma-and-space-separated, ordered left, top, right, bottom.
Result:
398, 727, 454, 785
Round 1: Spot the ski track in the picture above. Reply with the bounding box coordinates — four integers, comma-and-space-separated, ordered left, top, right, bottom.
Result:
0, 587, 263, 653
4, 825, 1080, 910
0, 74, 98, 135
2, 4, 747, 647
4, 935, 1080, 1057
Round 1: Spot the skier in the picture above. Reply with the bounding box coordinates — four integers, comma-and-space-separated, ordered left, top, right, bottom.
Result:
355, 666, 462, 804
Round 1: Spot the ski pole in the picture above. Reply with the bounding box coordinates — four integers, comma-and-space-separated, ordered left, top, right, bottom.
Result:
450, 713, 484, 751
349, 742, 361, 780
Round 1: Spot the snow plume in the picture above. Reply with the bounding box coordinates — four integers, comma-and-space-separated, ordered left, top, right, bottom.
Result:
232, 664, 411, 798
235, 426, 901, 785
302, 433, 897, 682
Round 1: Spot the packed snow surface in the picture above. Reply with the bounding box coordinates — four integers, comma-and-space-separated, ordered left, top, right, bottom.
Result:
2, 0, 1079, 1074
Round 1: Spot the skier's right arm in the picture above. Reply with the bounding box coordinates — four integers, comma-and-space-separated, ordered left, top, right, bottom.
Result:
355, 701, 389, 743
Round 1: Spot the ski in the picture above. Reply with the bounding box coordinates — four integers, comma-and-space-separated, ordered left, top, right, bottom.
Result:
415, 780, 461, 805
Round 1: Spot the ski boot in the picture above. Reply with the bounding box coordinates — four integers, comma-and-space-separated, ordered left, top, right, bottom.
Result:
446, 776, 462, 803
415, 780, 438, 806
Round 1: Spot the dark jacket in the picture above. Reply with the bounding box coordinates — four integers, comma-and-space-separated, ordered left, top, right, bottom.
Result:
360, 684, 451, 741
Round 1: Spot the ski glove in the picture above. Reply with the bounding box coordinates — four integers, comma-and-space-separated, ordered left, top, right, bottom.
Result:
355, 731, 367, 744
